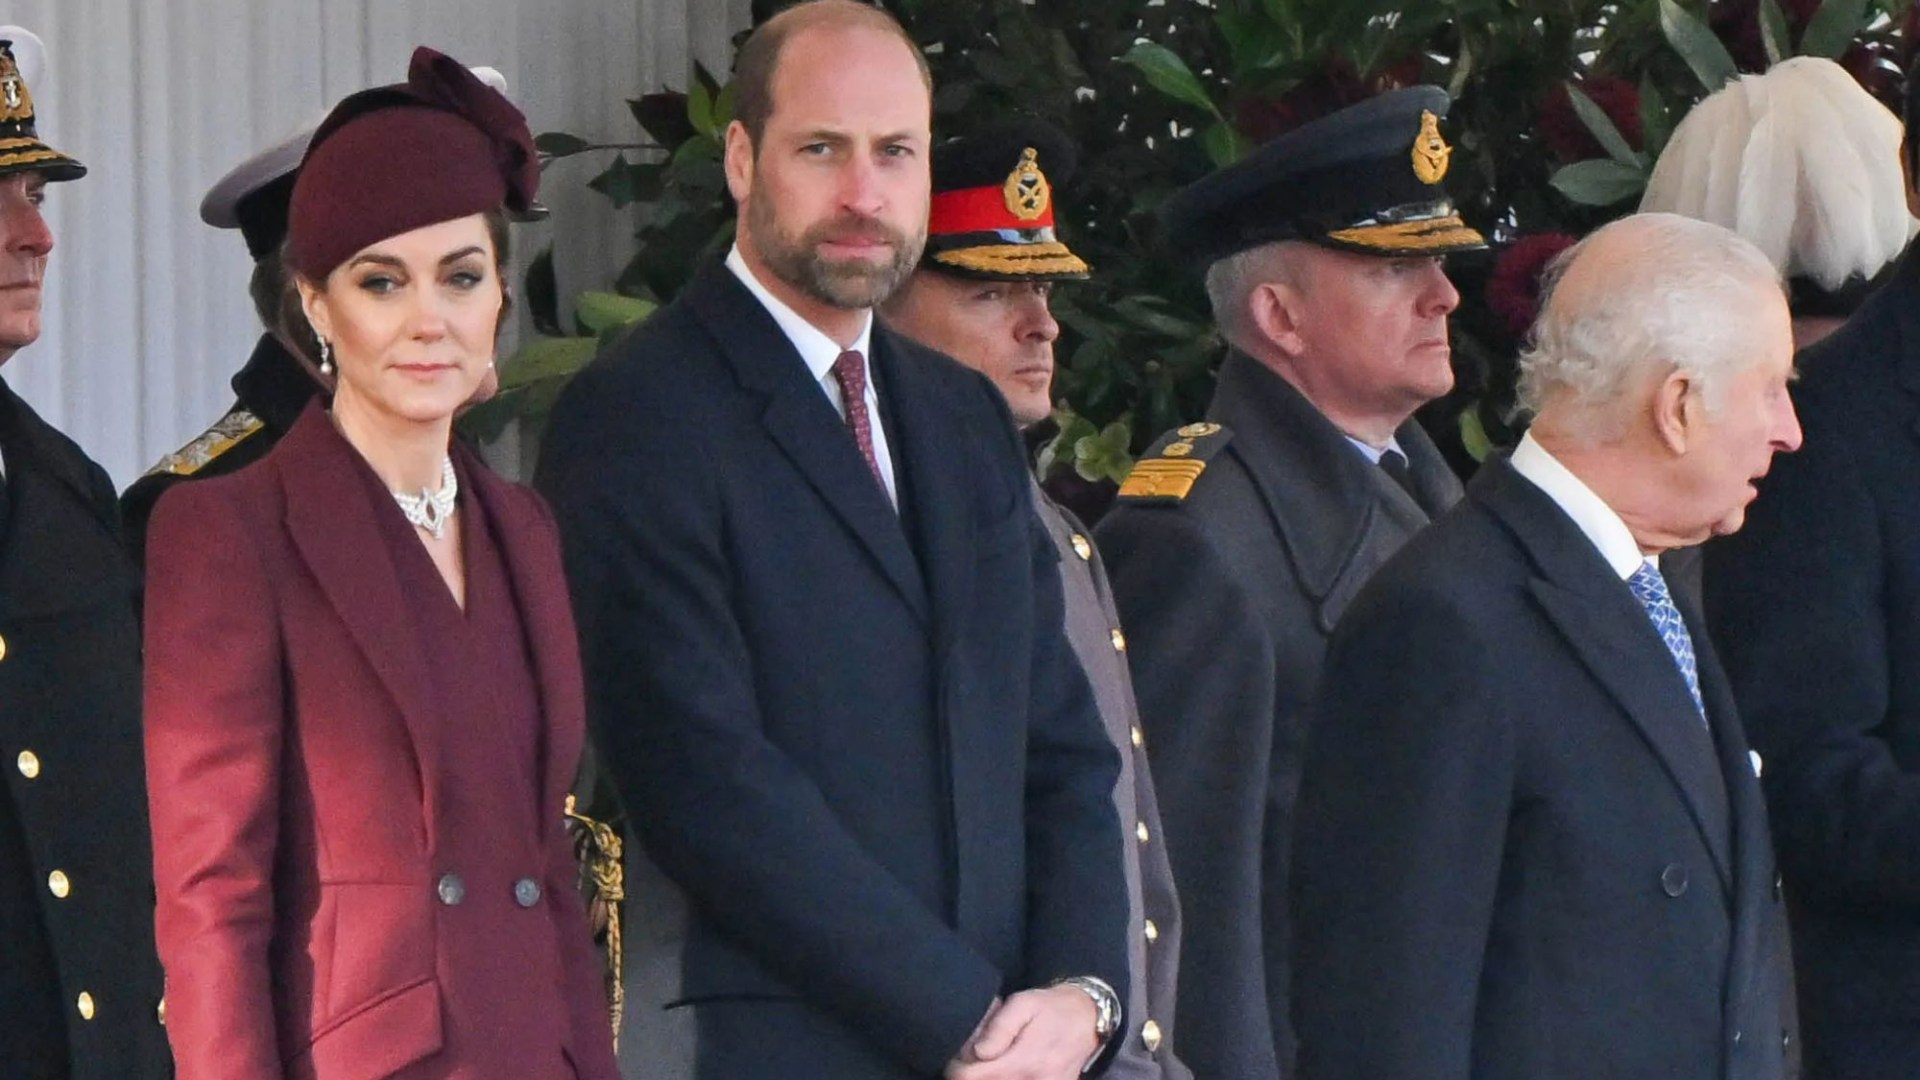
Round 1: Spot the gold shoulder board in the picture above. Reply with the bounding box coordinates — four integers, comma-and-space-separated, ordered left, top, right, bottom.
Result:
1116, 422, 1233, 504
144, 409, 265, 478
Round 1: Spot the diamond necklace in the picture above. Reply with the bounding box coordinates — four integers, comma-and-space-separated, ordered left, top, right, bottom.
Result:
393, 457, 458, 539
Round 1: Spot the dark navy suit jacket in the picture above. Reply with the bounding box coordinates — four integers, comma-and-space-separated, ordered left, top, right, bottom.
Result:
1294, 457, 1792, 1080
537, 260, 1128, 1079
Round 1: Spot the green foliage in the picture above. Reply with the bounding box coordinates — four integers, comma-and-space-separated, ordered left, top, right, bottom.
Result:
481, 0, 1911, 510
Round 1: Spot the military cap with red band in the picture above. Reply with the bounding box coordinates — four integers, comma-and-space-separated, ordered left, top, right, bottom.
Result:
286, 46, 539, 280
923, 119, 1089, 281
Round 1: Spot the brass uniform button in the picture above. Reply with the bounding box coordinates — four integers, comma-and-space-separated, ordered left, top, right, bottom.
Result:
157, 997, 167, 1026
1144, 919, 1159, 943
1142, 1019, 1163, 1052
76, 992, 95, 1021
48, 870, 70, 898
1136, 821, 1150, 845
17, 749, 39, 779
1071, 534, 1092, 561
1130, 726, 1143, 748
1110, 628, 1127, 653
0, 633, 9, 662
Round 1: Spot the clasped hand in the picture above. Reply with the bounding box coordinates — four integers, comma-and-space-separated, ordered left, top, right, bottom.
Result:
944, 984, 1099, 1080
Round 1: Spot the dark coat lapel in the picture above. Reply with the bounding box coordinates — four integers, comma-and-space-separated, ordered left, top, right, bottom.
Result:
1208, 352, 1441, 633
277, 404, 445, 809
1681, 580, 1773, 990
869, 327, 973, 657
1475, 458, 1734, 891
0, 382, 130, 621
684, 261, 930, 622
458, 447, 583, 814
1863, 247, 1920, 446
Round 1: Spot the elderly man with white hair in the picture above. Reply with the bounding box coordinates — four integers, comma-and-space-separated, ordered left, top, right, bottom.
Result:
1292, 212, 1802, 1080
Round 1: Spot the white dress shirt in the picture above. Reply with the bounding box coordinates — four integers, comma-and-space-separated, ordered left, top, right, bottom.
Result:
1508, 431, 1649, 582
726, 245, 897, 507
1343, 433, 1405, 465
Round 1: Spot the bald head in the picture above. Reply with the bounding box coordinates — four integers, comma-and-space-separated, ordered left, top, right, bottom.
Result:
1519, 213, 1784, 444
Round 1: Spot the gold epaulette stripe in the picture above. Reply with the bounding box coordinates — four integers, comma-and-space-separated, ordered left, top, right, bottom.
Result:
1118, 458, 1207, 501
933, 242, 1090, 277
1326, 212, 1485, 252
144, 410, 266, 478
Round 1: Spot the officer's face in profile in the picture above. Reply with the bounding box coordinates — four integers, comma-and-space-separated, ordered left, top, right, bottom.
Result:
0, 171, 52, 366
1277, 245, 1460, 419
885, 271, 1059, 427
726, 24, 930, 317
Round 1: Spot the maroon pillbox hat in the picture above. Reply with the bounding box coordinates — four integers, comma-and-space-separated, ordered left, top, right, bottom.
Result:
286, 46, 539, 280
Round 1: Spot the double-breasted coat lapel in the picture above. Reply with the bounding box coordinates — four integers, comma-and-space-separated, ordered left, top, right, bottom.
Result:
0, 390, 127, 620
684, 265, 930, 623
1207, 352, 1459, 634
1478, 460, 1734, 894
275, 405, 588, 831
459, 445, 585, 815
1682, 579, 1777, 1021
278, 408, 447, 836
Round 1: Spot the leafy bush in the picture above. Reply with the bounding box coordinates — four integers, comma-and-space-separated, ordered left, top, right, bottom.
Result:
466, 0, 1912, 519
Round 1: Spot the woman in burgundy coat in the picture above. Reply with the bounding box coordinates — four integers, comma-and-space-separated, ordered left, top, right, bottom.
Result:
142, 48, 619, 1080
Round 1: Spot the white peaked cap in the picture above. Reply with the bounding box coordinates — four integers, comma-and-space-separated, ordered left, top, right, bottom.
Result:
1641, 56, 1917, 291
201, 65, 512, 228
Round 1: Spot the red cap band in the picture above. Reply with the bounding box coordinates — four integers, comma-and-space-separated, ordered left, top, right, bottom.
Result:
929, 185, 1054, 236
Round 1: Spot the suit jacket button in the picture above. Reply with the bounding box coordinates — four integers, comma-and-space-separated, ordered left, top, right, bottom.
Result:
47, 870, 70, 898
436, 873, 465, 906
17, 749, 38, 778
514, 877, 542, 908
1660, 864, 1688, 897
75, 992, 94, 1021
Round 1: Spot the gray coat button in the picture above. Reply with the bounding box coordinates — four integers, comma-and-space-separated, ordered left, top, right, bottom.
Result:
1660, 864, 1689, 897
437, 873, 465, 906
514, 877, 541, 908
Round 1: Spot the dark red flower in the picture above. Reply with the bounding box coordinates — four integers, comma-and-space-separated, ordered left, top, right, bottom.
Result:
1488, 232, 1578, 341
1539, 77, 1644, 163
1711, 0, 1824, 73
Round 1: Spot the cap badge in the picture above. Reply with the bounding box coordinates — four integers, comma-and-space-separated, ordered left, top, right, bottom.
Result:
0, 52, 32, 121
1411, 110, 1451, 185
1002, 146, 1052, 223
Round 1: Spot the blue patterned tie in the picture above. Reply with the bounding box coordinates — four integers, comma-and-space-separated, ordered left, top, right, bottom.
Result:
1627, 561, 1706, 722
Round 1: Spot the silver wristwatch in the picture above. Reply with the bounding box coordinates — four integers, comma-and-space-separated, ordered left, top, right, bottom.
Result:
1054, 974, 1121, 1071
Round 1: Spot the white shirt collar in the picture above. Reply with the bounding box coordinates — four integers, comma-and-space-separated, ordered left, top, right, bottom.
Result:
1343, 433, 1404, 465
726, 245, 874, 382
1509, 431, 1650, 581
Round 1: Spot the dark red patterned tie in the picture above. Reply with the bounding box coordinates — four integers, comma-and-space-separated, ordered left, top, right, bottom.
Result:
831, 349, 885, 490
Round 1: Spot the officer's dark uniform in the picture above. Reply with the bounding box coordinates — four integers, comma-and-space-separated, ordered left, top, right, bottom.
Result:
0, 30, 171, 1079
1094, 88, 1486, 1080
119, 155, 322, 567
905, 122, 1193, 1079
